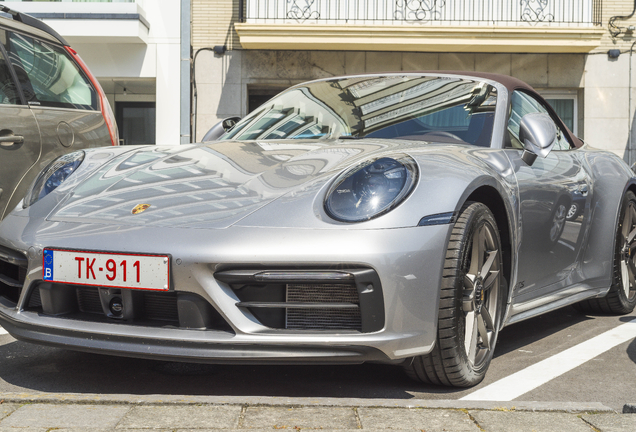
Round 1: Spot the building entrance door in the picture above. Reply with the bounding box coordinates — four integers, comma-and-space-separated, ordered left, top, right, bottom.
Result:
116, 102, 156, 145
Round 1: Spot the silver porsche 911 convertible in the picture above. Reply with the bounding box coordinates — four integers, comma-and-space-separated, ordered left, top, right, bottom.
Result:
1, 72, 635, 387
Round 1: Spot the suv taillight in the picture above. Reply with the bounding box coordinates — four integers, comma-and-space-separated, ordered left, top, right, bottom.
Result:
64, 46, 119, 146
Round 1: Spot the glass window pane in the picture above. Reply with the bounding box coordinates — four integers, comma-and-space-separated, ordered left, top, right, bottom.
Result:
545, 98, 574, 133
118, 103, 155, 145
0, 49, 20, 105
508, 91, 572, 151
6, 32, 97, 110
225, 76, 497, 147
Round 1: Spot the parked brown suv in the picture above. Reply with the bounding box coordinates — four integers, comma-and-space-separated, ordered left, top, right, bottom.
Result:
0, 6, 118, 220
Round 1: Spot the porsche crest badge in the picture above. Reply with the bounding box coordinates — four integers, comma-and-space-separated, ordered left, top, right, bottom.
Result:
132, 204, 151, 215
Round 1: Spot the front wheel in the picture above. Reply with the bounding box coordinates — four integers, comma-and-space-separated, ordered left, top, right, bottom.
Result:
404, 202, 504, 387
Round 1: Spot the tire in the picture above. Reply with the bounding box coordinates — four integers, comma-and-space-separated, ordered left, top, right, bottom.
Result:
575, 191, 636, 315
404, 202, 504, 387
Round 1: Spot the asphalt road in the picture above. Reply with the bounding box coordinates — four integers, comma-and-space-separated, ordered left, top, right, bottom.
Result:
0, 305, 634, 412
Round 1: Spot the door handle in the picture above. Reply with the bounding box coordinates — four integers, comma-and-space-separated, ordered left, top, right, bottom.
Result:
0, 133, 24, 147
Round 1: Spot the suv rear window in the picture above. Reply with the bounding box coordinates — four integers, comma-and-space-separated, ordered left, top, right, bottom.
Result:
5, 31, 97, 110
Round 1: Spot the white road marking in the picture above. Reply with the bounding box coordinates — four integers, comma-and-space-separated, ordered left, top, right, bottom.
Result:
461, 317, 636, 401
0, 325, 7, 335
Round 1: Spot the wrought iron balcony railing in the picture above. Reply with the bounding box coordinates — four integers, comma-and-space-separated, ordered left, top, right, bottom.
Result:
241, 0, 602, 26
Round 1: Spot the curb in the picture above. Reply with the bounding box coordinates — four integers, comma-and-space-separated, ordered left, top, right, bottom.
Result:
0, 392, 615, 413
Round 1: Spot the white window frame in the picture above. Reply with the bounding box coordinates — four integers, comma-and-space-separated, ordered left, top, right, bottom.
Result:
539, 90, 578, 137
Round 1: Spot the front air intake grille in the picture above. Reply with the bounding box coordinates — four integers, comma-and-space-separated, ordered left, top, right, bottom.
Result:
77, 287, 102, 314
0, 246, 27, 305
31, 283, 233, 333
216, 268, 384, 333
143, 291, 179, 322
287, 283, 359, 304
286, 283, 361, 330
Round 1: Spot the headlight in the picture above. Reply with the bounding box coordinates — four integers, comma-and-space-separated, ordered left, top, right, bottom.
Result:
23, 151, 85, 208
325, 155, 418, 222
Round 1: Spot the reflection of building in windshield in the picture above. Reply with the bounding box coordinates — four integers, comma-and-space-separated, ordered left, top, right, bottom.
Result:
226, 86, 350, 141
359, 79, 452, 115
223, 75, 497, 146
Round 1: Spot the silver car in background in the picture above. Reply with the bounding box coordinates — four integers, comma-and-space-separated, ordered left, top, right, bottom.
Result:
0, 72, 634, 387
0, 6, 118, 220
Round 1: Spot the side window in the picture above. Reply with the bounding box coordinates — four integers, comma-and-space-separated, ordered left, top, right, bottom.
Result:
0, 31, 20, 105
0, 52, 20, 105
5, 32, 97, 110
507, 91, 571, 151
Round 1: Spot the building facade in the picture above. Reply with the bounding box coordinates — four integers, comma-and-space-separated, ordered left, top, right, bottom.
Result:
191, 0, 636, 164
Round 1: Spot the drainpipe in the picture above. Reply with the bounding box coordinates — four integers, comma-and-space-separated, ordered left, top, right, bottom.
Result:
180, 0, 191, 144
631, 41, 636, 165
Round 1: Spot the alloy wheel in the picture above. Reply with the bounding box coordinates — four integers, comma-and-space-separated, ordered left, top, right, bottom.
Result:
620, 201, 636, 300
462, 222, 500, 368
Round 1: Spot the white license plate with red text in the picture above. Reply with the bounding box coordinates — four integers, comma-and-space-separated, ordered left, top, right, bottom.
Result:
43, 248, 170, 291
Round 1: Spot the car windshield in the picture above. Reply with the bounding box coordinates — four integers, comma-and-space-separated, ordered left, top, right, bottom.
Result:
222, 75, 497, 147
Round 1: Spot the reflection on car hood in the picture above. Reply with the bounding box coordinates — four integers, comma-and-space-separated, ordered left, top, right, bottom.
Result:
48, 139, 435, 228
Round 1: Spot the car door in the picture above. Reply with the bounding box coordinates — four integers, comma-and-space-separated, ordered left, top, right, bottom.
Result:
504, 90, 592, 304
0, 29, 41, 219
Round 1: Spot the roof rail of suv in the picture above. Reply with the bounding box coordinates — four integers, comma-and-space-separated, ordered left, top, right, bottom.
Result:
0, 5, 68, 46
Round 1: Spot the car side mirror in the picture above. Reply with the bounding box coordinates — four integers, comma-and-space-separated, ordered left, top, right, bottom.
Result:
201, 116, 241, 142
519, 112, 556, 166
222, 117, 239, 131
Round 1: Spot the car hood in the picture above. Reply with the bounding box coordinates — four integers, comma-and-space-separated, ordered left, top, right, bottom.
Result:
47, 139, 436, 229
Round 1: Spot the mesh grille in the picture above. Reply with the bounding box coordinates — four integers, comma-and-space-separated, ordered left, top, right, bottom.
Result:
77, 287, 102, 314
286, 283, 361, 331
143, 291, 179, 322
28, 287, 42, 308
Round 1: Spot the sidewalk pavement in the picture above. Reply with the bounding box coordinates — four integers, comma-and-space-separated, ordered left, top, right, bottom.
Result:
0, 393, 635, 432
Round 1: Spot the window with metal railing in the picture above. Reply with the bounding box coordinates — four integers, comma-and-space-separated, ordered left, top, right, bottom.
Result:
242, 0, 602, 26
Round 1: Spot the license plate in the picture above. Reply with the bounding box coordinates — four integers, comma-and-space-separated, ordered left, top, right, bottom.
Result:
43, 248, 170, 291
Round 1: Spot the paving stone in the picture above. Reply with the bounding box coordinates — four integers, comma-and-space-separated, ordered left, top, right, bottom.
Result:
55, 429, 159, 432
469, 411, 592, 432
0, 428, 48, 432
117, 405, 242, 429
0, 404, 130, 428
358, 407, 478, 431
242, 406, 358, 429
0, 404, 18, 421
581, 413, 636, 432
55, 429, 173, 432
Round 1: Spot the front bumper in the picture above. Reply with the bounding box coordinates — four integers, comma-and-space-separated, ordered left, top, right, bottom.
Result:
0, 214, 450, 363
